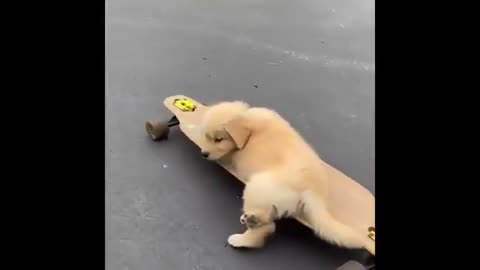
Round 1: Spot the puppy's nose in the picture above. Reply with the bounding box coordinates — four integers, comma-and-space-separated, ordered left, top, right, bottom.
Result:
201, 151, 210, 158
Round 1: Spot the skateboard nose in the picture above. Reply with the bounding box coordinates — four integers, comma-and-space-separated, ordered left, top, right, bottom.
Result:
201, 151, 210, 158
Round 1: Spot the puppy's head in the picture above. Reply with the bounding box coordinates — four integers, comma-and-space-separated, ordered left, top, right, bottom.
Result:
200, 101, 251, 160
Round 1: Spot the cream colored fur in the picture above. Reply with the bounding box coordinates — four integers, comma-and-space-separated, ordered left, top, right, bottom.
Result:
199, 101, 374, 255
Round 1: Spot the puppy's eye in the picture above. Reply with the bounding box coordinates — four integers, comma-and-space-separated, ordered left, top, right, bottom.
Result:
214, 138, 223, 143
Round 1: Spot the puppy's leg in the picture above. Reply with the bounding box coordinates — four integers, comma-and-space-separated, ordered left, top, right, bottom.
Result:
240, 211, 276, 228
228, 200, 303, 248
228, 206, 277, 248
227, 220, 276, 248
228, 175, 280, 248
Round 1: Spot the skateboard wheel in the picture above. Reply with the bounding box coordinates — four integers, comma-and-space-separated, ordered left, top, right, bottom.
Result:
336, 260, 367, 270
145, 121, 170, 140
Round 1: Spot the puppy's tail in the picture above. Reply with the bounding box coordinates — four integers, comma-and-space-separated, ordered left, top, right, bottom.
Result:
301, 191, 374, 255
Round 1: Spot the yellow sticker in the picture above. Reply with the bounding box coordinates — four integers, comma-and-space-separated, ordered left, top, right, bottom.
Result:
173, 98, 197, 112
368, 227, 375, 241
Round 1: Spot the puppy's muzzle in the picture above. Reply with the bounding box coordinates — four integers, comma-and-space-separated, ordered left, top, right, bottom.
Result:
201, 151, 210, 158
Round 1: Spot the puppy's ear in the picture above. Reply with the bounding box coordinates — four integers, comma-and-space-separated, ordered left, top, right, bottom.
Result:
224, 115, 251, 149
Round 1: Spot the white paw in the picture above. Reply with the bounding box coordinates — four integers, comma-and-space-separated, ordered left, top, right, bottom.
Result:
227, 234, 248, 248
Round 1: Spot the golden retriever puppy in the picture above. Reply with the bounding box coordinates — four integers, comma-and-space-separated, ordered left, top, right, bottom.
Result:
200, 101, 373, 253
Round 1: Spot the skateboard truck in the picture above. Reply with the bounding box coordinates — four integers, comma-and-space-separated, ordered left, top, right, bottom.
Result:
145, 116, 180, 140
336, 228, 375, 270
146, 97, 202, 140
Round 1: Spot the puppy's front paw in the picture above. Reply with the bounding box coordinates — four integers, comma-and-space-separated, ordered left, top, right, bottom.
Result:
227, 233, 265, 248
228, 233, 249, 248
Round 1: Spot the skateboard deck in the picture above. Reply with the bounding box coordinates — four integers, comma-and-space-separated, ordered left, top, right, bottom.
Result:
147, 95, 375, 260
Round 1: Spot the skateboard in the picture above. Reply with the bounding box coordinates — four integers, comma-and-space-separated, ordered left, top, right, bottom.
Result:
146, 95, 375, 270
